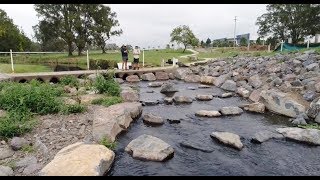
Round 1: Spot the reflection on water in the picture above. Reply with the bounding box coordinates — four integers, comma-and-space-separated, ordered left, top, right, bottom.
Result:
108, 80, 320, 176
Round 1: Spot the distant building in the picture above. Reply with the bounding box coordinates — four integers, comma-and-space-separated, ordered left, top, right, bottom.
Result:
213, 33, 250, 46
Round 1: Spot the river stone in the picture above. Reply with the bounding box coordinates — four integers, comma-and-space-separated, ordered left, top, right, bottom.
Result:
125, 134, 174, 161
155, 72, 169, 80
142, 113, 164, 125
120, 88, 139, 102
249, 90, 261, 102
141, 100, 159, 106
0, 166, 13, 176
126, 75, 140, 82
221, 80, 237, 92
160, 83, 179, 94
195, 110, 221, 117
16, 156, 37, 168
179, 141, 214, 153
141, 73, 156, 81
248, 74, 262, 89
39, 142, 115, 176
198, 85, 211, 89
303, 91, 317, 102
214, 74, 229, 87
0, 146, 14, 160
220, 106, 243, 115
148, 82, 164, 87
220, 92, 233, 98
195, 94, 213, 101
237, 87, 250, 98
306, 97, 320, 121
173, 96, 193, 104
315, 82, 320, 93
290, 114, 307, 125
200, 76, 215, 84
10, 137, 29, 151
92, 102, 142, 142
242, 102, 265, 113
166, 118, 181, 124
174, 68, 192, 80
210, 132, 243, 150
260, 90, 306, 118
115, 78, 124, 84
164, 97, 173, 104
184, 74, 201, 83
251, 130, 284, 143
276, 127, 320, 145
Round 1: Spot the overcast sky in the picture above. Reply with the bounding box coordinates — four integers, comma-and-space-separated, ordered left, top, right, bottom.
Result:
0, 4, 267, 48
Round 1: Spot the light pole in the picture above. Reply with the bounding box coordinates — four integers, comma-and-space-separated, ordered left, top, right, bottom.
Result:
233, 16, 237, 47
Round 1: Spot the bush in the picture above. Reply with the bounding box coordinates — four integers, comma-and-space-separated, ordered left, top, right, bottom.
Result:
91, 96, 123, 107
0, 81, 63, 115
0, 110, 36, 139
59, 75, 79, 88
93, 74, 121, 96
62, 104, 86, 114
99, 137, 117, 150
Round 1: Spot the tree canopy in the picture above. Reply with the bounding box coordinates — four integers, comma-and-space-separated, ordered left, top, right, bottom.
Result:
170, 25, 199, 53
256, 4, 320, 44
0, 9, 32, 52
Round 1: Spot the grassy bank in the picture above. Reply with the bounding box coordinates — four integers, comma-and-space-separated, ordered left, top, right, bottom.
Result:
0, 63, 52, 73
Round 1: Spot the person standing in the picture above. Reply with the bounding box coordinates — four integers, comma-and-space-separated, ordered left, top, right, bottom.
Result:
132, 46, 141, 70
121, 45, 129, 70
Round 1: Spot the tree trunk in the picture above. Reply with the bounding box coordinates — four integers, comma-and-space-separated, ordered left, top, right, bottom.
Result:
101, 45, 106, 54
67, 42, 73, 56
78, 47, 83, 56
183, 44, 187, 53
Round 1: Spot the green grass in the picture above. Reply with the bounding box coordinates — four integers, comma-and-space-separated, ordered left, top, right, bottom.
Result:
91, 96, 123, 107
99, 137, 117, 150
298, 123, 320, 130
0, 63, 52, 73
21, 145, 35, 153
61, 104, 86, 114
0, 49, 193, 73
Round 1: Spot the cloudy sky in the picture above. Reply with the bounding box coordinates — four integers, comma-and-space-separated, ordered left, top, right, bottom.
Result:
0, 4, 267, 49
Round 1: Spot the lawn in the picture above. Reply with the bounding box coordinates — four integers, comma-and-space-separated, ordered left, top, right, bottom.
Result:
0, 63, 52, 73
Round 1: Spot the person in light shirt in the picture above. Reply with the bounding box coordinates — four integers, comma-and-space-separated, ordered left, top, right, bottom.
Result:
132, 46, 141, 70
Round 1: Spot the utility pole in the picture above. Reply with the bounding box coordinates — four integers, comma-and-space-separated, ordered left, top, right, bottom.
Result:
233, 16, 237, 47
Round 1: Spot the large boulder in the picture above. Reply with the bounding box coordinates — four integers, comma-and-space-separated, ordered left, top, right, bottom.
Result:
155, 72, 169, 81
200, 76, 215, 85
173, 96, 193, 104
160, 83, 178, 94
276, 127, 320, 145
220, 80, 237, 92
92, 102, 142, 142
214, 74, 229, 87
260, 90, 306, 118
220, 106, 243, 115
242, 102, 265, 113
210, 132, 243, 150
141, 73, 156, 81
251, 130, 284, 143
0, 146, 14, 160
126, 75, 140, 82
142, 113, 164, 125
184, 74, 201, 83
306, 97, 320, 122
125, 134, 174, 161
39, 142, 115, 176
174, 68, 192, 80
248, 74, 262, 89
195, 94, 213, 101
120, 87, 139, 102
195, 110, 221, 117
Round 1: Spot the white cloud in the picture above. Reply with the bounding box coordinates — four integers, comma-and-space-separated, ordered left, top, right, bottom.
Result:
0, 4, 267, 48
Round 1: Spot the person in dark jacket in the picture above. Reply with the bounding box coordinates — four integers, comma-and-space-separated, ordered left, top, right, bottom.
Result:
121, 45, 128, 70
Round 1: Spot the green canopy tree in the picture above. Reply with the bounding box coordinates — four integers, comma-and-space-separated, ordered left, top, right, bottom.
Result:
256, 4, 320, 44
205, 38, 211, 47
170, 25, 199, 53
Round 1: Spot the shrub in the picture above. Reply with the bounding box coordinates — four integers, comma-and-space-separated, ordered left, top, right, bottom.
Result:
0, 81, 63, 115
93, 74, 121, 96
91, 96, 123, 107
298, 123, 320, 130
0, 110, 36, 139
62, 104, 86, 114
59, 75, 79, 88
99, 137, 117, 150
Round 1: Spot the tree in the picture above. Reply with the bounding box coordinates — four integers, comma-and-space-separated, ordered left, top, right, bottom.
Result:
240, 37, 247, 46
256, 37, 262, 45
256, 4, 320, 44
90, 5, 122, 54
166, 44, 170, 49
205, 38, 211, 47
0, 9, 32, 52
200, 40, 205, 48
170, 25, 199, 53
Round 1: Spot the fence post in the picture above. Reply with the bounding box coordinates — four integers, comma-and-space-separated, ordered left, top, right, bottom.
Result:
10, 49, 14, 73
280, 40, 284, 52
268, 44, 271, 52
307, 40, 310, 49
142, 50, 145, 68
247, 42, 250, 51
86, 50, 89, 70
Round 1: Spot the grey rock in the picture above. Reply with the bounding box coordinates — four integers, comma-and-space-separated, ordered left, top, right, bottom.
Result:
291, 80, 303, 87
10, 137, 29, 151
184, 74, 201, 83
160, 83, 179, 94
23, 163, 43, 175
0, 146, 14, 160
148, 82, 164, 87
277, 127, 320, 145
141, 73, 156, 81
142, 113, 164, 125
195, 94, 213, 101
220, 80, 237, 92
155, 72, 169, 80
180, 141, 214, 153
251, 130, 284, 143
220, 106, 243, 115
173, 96, 193, 104
248, 74, 262, 89
126, 75, 140, 82
35, 137, 49, 156
290, 114, 307, 125
220, 92, 233, 98
303, 91, 317, 102
16, 156, 37, 168
210, 131, 243, 150
0, 166, 13, 176
164, 97, 173, 104
306, 63, 319, 71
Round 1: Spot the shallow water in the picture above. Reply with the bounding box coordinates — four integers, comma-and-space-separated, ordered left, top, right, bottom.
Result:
107, 80, 320, 176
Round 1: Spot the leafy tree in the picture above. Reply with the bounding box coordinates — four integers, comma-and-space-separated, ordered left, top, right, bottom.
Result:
240, 37, 248, 46
170, 25, 199, 53
205, 38, 211, 47
256, 37, 262, 45
200, 40, 205, 48
166, 44, 170, 49
0, 9, 32, 52
256, 4, 320, 44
